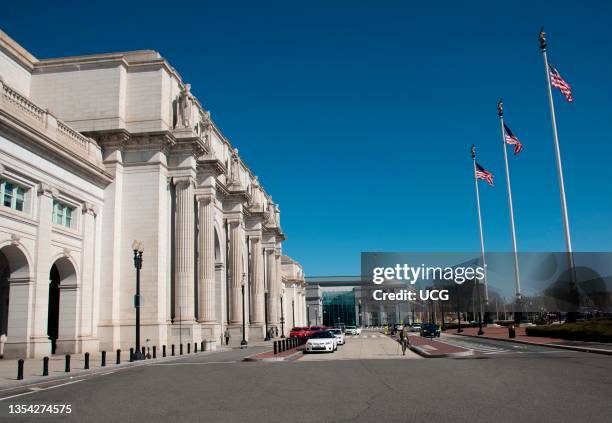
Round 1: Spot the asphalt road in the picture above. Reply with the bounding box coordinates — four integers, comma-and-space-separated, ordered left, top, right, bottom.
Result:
1, 333, 611, 423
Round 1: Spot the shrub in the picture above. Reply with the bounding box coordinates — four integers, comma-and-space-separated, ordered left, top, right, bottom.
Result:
525, 320, 612, 343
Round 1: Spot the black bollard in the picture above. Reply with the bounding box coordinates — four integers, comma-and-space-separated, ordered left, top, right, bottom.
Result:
152, 346, 157, 359
171, 344, 175, 356
141, 346, 146, 357
65, 354, 71, 372
187, 343, 190, 354
194, 343, 198, 353
201, 341, 205, 351
43, 356, 49, 376
84, 352, 90, 369
163, 345, 166, 357
273, 341, 278, 355
17, 359, 24, 380
116, 349, 121, 365
180, 344, 183, 355
101, 351, 106, 367
129, 348, 134, 362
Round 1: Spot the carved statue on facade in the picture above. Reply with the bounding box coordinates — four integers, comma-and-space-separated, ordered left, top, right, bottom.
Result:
176, 84, 194, 128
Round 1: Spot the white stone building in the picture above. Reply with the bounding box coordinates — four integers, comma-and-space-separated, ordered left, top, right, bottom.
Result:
0, 30, 306, 358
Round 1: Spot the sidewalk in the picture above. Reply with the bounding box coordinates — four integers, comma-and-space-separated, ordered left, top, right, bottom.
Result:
0, 346, 231, 390
454, 326, 612, 355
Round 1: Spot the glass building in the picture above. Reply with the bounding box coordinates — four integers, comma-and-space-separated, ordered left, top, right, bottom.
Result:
322, 290, 356, 327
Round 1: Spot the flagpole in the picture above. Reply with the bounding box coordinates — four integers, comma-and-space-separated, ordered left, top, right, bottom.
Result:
497, 100, 522, 304
539, 30, 578, 319
471, 145, 487, 335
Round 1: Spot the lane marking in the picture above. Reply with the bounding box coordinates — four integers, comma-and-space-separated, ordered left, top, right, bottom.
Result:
0, 380, 84, 401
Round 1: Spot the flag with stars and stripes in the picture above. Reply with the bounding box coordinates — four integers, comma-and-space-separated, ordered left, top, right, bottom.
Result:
475, 163, 494, 186
549, 65, 573, 102
503, 123, 523, 155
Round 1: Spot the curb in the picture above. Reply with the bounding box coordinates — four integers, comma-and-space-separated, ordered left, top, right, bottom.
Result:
243, 349, 303, 362
388, 335, 474, 359
453, 333, 612, 356
408, 344, 474, 359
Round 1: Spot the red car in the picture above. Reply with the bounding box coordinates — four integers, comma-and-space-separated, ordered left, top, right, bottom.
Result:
289, 327, 307, 338
304, 326, 326, 338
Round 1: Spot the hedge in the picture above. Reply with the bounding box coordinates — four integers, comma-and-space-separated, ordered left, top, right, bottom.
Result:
525, 319, 612, 343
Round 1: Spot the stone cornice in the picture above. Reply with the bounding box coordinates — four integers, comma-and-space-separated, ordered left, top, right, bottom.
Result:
128, 131, 176, 153
197, 157, 226, 177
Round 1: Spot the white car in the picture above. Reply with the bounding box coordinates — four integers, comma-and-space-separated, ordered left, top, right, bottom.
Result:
345, 326, 359, 335
329, 328, 345, 345
305, 331, 338, 353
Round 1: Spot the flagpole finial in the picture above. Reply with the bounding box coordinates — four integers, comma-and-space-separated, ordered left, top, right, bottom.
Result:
539, 27, 547, 51
471, 144, 476, 159
497, 99, 503, 117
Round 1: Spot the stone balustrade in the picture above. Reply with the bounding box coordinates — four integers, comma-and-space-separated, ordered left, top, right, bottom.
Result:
0, 78, 102, 165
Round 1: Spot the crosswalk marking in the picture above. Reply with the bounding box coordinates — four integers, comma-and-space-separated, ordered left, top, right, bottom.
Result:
438, 338, 509, 355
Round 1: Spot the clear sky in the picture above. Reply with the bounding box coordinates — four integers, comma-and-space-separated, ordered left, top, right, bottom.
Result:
2, 1, 611, 276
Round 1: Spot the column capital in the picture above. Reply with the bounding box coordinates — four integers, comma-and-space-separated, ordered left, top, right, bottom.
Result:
195, 193, 214, 205
82, 202, 98, 216
38, 182, 58, 198
173, 175, 194, 188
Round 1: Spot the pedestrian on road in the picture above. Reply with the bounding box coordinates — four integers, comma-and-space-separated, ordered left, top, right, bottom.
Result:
224, 328, 230, 346
400, 327, 409, 356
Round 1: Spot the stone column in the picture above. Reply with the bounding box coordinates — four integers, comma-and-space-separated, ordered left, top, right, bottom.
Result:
228, 219, 243, 324
250, 236, 264, 324
174, 177, 195, 322
266, 249, 278, 326
197, 194, 215, 323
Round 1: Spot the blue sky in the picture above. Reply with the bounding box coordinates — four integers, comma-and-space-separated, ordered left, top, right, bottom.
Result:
3, 1, 611, 276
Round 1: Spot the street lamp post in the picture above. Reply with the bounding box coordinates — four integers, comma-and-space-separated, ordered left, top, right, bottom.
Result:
132, 240, 145, 360
240, 273, 248, 348
292, 299, 295, 328
264, 290, 270, 341
280, 290, 285, 338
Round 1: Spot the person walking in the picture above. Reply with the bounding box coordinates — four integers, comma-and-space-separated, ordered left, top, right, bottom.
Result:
224, 328, 230, 346
400, 326, 409, 356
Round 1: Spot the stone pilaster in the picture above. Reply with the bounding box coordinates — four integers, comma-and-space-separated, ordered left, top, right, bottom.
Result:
197, 194, 215, 323
266, 248, 278, 326
174, 177, 195, 322
228, 219, 243, 324
78, 202, 98, 352
250, 236, 264, 324
30, 183, 56, 357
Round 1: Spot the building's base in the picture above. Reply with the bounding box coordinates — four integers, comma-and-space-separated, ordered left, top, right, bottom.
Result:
249, 323, 265, 341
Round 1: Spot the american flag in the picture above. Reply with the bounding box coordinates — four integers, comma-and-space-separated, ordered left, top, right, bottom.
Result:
503, 123, 523, 155
475, 162, 494, 186
549, 65, 573, 102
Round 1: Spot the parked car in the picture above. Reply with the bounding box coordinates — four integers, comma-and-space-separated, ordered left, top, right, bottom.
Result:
420, 323, 441, 338
304, 330, 337, 353
345, 326, 358, 335
329, 328, 345, 345
410, 324, 422, 332
306, 326, 325, 337
289, 327, 307, 338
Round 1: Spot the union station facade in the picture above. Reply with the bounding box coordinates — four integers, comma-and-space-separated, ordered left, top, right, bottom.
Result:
0, 30, 306, 358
